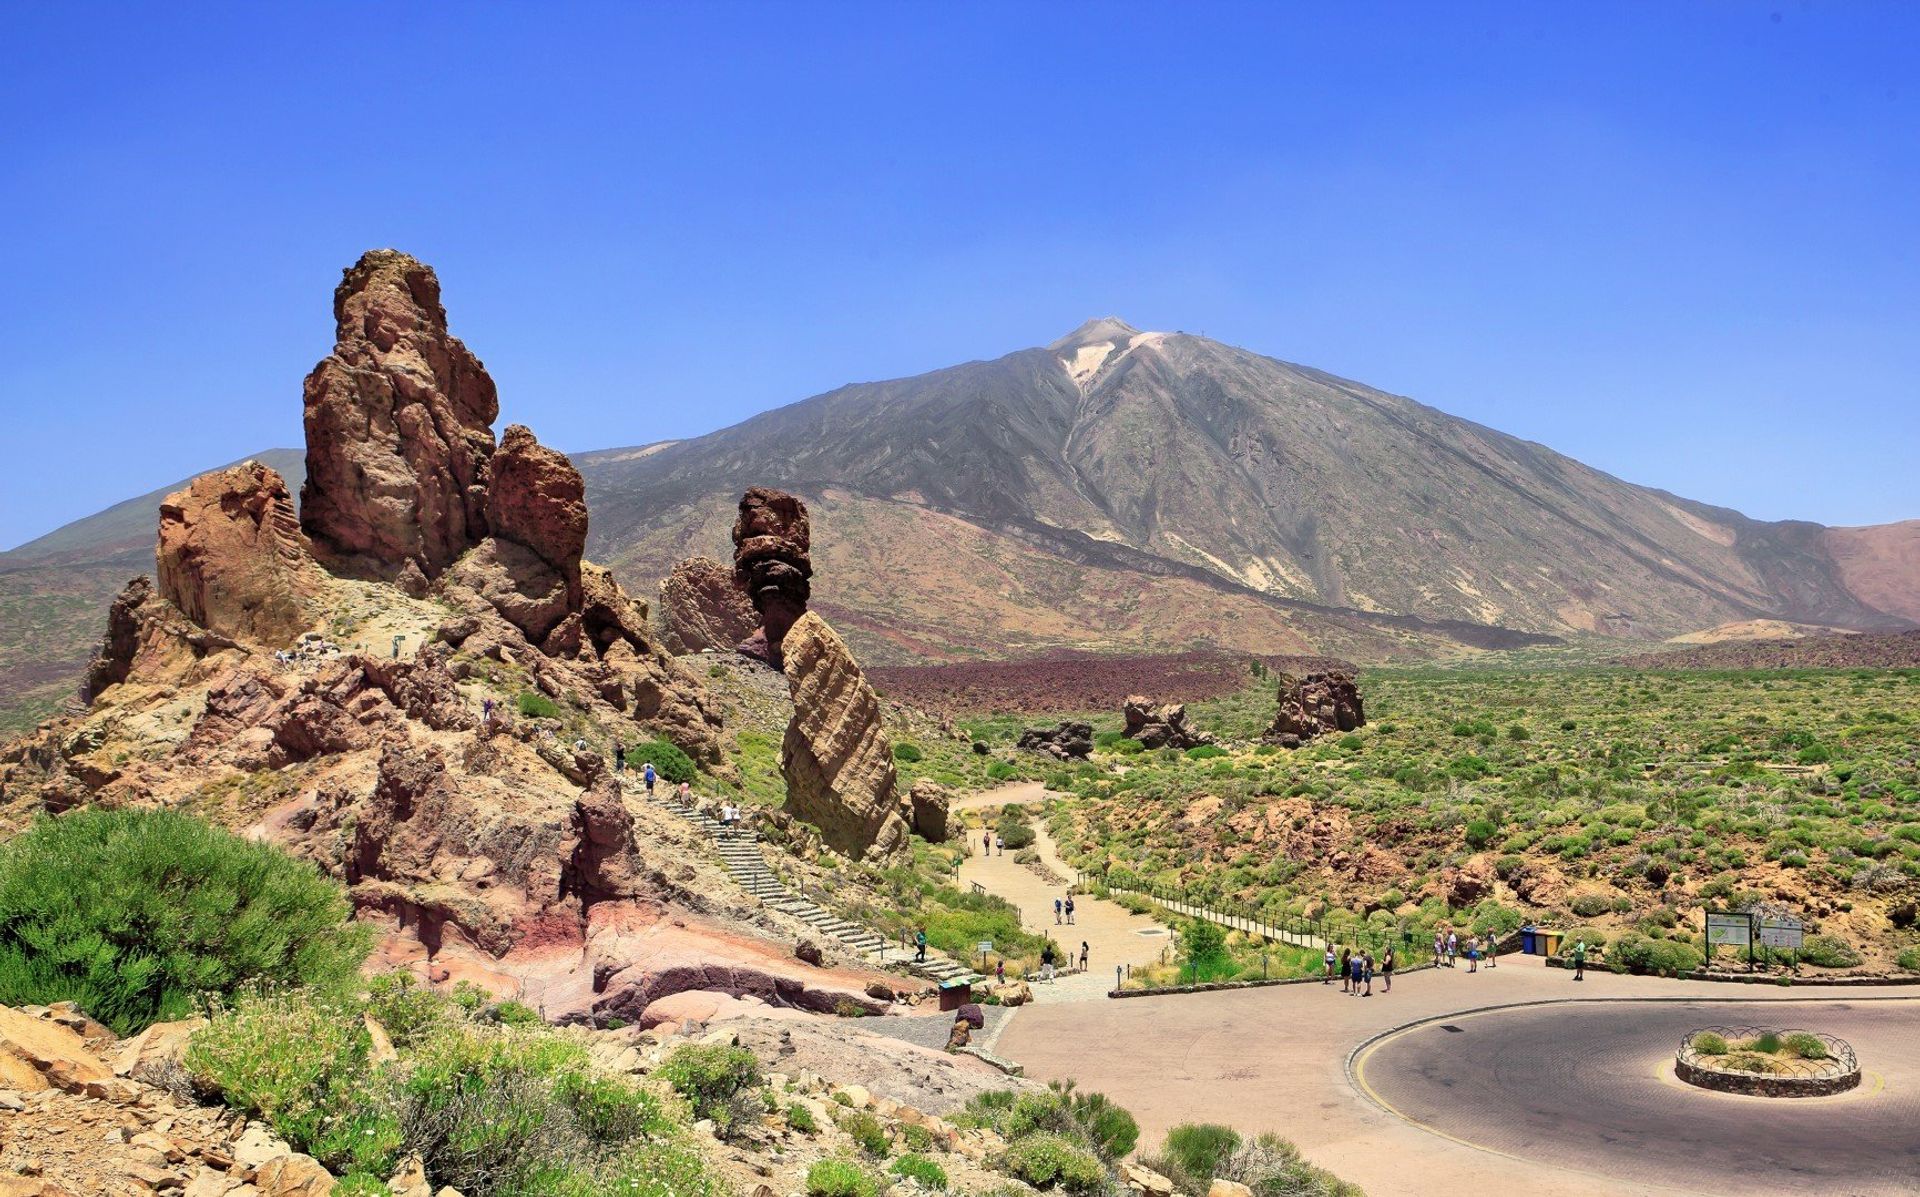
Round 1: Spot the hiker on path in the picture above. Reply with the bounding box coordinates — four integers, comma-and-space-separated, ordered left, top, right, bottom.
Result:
1382, 945, 1395, 992
1467, 936, 1479, 973
915, 928, 928, 963
1323, 946, 1337, 984
1361, 951, 1374, 996
1350, 951, 1364, 994
1432, 932, 1444, 969
642, 762, 657, 796
612, 742, 623, 773
1572, 940, 1587, 981
1446, 930, 1458, 967
1041, 942, 1057, 981
995, 959, 1006, 984
1054, 898, 1063, 925
1064, 896, 1076, 925
1487, 937, 1497, 968
1339, 946, 1353, 993
1079, 941, 1089, 970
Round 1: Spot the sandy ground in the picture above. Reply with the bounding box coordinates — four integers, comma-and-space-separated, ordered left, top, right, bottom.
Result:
993, 952, 1920, 1197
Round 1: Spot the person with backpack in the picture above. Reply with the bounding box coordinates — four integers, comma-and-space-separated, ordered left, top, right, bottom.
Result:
915, 927, 928, 964
642, 761, 657, 796
611, 742, 623, 773
1054, 897, 1063, 925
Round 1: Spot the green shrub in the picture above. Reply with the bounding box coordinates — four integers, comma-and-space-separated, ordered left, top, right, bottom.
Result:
628, 739, 697, 785
837, 1109, 890, 1156
0, 808, 370, 1034
807, 1158, 882, 1197
1690, 1031, 1728, 1055
893, 742, 925, 763
787, 1102, 819, 1134
1797, 934, 1860, 968
997, 822, 1036, 850
657, 1044, 762, 1125
1897, 946, 1920, 972
986, 761, 1018, 781
1570, 893, 1611, 918
1002, 1133, 1106, 1193
515, 690, 561, 719
1464, 820, 1498, 849
1067, 1089, 1138, 1161
1783, 1032, 1828, 1059
1110, 738, 1145, 755
1748, 1031, 1783, 1055
1608, 932, 1702, 977
1161, 1122, 1242, 1180
889, 1153, 950, 1189
1185, 744, 1228, 760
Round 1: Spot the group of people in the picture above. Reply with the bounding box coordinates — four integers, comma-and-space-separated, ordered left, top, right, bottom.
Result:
1325, 944, 1395, 995
979, 828, 1004, 855
1431, 929, 1497, 972
1037, 939, 1091, 980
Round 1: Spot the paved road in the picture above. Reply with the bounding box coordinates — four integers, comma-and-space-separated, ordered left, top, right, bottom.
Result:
1357, 998, 1920, 1196
996, 952, 1920, 1197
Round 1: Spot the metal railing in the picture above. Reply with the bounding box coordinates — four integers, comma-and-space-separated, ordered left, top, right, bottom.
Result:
1082, 867, 1419, 958
1677, 1027, 1858, 1079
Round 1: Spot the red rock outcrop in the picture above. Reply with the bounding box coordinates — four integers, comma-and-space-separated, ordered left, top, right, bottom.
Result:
156, 461, 323, 647
487, 423, 589, 606
300, 249, 498, 583
658, 557, 758, 655
779, 612, 906, 859
904, 779, 951, 843
82, 577, 235, 703
732, 488, 812, 667
1121, 695, 1212, 750
1263, 671, 1365, 747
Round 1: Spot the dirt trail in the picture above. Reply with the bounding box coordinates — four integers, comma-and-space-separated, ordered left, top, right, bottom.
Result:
954, 795, 1173, 1002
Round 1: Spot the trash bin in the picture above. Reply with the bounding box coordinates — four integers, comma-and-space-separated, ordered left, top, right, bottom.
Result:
1538, 930, 1563, 959
1520, 925, 1536, 955
937, 979, 973, 1012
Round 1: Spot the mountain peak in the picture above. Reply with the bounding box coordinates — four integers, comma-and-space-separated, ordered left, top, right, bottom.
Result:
1048, 316, 1141, 352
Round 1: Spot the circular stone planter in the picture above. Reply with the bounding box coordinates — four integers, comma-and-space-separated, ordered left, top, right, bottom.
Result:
1675, 1028, 1860, 1097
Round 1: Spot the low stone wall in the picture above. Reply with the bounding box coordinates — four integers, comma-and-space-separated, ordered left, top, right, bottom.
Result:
1675, 1055, 1860, 1098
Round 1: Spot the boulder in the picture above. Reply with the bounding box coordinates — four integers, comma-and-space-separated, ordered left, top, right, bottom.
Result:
657, 557, 758, 656
1207, 1182, 1254, 1197
1263, 671, 1364, 746
1017, 721, 1093, 760
0, 1005, 113, 1094
905, 779, 952, 842
779, 613, 907, 859
253, 1154, 336, 1196
156, 461, 323, 646
731, 488, 812, 667
300, 249, 498, 580
486, 424, 588, 606
1122, 696, 1212, 751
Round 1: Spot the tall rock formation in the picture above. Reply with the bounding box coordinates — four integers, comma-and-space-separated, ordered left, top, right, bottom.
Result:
657, 558, 758, 656
732, 488, 812, 667
1264, 671, 1365, 747
155, 461, 323, 647
299, 249, 498, 586
487, 424, 589, 607
1122, 695, 1212, 750
779, 612, 906, 859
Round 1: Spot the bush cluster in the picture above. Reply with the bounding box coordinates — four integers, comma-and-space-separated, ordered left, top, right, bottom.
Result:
1146, 1123, 1360, 1196
627, 739, 698, 784
0, 808, 370, 1035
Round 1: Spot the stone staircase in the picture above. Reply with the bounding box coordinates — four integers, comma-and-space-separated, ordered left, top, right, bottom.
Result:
654, 792, 983, 988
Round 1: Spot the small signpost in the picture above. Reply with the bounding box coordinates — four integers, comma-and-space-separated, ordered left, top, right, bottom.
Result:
978, 940, 993, 972
1706, 912, 1755, 970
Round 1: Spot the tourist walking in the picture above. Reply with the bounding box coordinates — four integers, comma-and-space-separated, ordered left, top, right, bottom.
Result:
1572, 939, 1587, 981
995, 959, 1006, 984
1361, 951, 1374, 996
1382, 945, 1395, 992
1054, 898, 1063, 925
1467, 936, 1479, 973
1064, 895, 1076, 925
1041, 942, 1057, 981
1487, 937, 1497, 968
1350, 951, 1364, 994
1323, 945, 1337, 984
915, 928, 928, 964
1432, 932, 1444, 969
1446, 930, 1458, 967
1079, 941, 1089, 970
612, 742, 623, 773
642, 761, 657, 797
1340, 946, 1352, 992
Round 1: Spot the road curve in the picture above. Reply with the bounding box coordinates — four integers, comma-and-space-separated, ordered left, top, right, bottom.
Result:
1353, 997, 1920, 1196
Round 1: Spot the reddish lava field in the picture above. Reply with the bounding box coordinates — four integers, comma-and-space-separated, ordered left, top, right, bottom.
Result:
867, 650, 1352, 715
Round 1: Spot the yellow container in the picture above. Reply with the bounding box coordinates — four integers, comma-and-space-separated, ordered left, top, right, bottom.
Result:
1538, 930, 1564, 958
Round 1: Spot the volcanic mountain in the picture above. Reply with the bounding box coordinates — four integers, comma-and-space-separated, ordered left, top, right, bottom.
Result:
5, 317, 1918, 729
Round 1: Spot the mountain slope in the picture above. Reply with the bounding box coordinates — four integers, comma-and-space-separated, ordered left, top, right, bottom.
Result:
581, 318, 1913, 645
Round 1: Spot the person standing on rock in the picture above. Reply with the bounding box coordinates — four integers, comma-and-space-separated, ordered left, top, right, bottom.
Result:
643, 761, 656, 796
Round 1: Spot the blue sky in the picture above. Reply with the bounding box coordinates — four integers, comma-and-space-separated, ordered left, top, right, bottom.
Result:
2, 2, 1915, 550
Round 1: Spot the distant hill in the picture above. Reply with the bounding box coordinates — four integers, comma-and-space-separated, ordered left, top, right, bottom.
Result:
6, 321, 1917, 733
1620, 629, 1920, 671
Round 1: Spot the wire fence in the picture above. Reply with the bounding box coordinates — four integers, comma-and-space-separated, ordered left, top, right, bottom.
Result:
1677, 1027, 1858, 1079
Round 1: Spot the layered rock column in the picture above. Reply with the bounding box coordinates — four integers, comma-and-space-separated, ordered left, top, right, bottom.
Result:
1264, 671, 1366, 746
778, 612, 906, 859
732, 487, 812, 667
299, 249, 499, 587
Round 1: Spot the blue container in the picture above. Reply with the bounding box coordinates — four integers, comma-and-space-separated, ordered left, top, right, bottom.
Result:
1520, 925, 1537, 955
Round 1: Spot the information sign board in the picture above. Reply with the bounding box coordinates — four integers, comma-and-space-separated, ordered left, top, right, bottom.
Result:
1758, 919, 1804, 950
1706, 913, 1752, 947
